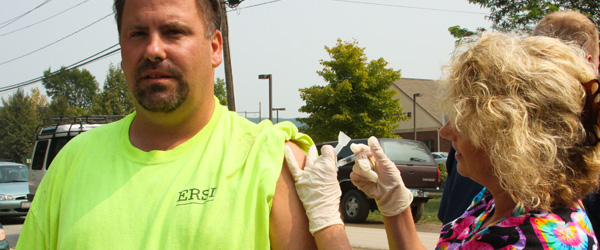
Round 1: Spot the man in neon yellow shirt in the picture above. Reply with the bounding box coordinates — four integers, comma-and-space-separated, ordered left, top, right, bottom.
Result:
17, 0, 332, 249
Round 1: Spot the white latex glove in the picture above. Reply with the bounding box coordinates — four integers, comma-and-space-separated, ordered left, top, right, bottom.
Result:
284, 144, 343, 234
350, 136, 413, 217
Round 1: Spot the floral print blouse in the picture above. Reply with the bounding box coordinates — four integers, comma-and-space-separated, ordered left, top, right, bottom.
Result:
436, 188, 597, 250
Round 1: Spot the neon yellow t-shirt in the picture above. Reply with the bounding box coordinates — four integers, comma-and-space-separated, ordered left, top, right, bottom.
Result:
17, 100, 313, 250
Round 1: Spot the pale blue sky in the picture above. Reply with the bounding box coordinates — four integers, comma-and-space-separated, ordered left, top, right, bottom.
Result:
0, 0, 490, 118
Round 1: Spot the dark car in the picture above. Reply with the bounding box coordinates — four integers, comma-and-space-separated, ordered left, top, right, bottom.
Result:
317, 138, 442, 223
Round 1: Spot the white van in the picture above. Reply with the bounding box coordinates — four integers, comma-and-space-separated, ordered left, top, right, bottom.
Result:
27, 116, 122, 202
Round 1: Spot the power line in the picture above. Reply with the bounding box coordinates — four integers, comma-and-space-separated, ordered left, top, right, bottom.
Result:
0, 0, 280, 36
229, 0, 283, 11
0, 49, 121, 92
0, 0, 53, 29
60, 44, 120, 71
0, 0, 284, 93
0, 0, 92, 37
0, 44, 121, 93
0, 0, 283, 36
0, 12, 114, 67
331, 0, 487, 15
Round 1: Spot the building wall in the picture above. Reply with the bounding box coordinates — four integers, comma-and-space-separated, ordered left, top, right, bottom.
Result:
391, 78, 450, 153
391, 87, 443, 133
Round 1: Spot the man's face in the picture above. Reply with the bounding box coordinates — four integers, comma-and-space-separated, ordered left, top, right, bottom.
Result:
119, 0, 222, 113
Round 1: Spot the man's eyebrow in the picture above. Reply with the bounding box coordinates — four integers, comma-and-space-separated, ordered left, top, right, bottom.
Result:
125, 24, 147, 31
160, 21, 190, 30
123, 22, 191, 32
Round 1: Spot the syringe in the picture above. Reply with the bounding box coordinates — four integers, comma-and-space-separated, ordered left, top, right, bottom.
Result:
337, 151, 369, 167
337, 151, 378, 182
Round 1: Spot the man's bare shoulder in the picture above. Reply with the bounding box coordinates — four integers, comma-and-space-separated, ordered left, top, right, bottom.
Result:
269, 141, 316, 250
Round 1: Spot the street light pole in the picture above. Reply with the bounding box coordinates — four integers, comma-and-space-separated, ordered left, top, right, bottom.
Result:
273, 108, 285, 123
258, 74, 273, 121
413, 93, 421, 141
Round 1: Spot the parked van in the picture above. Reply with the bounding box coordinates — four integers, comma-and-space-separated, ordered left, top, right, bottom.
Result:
27, 116, 122, 202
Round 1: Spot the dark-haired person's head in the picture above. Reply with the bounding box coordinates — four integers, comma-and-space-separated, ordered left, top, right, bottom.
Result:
114, 0, 222, 39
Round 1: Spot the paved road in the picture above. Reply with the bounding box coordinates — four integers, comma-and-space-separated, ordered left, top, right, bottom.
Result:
346, 222, 441, 250
1, 216, 441, 250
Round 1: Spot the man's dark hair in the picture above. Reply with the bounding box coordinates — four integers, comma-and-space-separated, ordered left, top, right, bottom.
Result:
113, 0, 222, 38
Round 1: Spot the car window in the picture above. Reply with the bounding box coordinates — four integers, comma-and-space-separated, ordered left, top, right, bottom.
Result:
0, 165, 28, 182
381, 140, 434, 164
31, 140, 49, 170
46, 136, 73, 170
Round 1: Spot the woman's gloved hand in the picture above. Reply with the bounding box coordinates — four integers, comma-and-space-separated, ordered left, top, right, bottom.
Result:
284, 144, 343, 234
350, 136, 413, 217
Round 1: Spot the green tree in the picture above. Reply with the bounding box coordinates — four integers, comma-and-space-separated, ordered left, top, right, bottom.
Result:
298, 39, 408, 143
214, 77, 228, 106
448, 26, 487, 43
0, 89, 41, 162
28, 87, 49, 120
43, 95, 85, 117
42, 67, 99, 112
450, 0, 600, 39
91, 63, 135, 115
29, 88, 47, 109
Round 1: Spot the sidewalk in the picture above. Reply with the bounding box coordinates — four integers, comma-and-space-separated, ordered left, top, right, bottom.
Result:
346, 223, 440, 250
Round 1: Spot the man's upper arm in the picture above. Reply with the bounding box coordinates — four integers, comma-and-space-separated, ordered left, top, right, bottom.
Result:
269, 141, 317, 250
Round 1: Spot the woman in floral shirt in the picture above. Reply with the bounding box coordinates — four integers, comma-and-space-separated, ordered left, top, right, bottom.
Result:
437, 189, 596, 249
283, 31, 600, 250
429, 31, 600, 250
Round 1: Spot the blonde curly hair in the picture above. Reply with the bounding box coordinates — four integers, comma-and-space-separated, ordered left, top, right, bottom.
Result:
441, 32, 600, 210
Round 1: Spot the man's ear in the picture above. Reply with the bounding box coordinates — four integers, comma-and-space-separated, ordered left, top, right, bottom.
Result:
586, 54, 594, 64
211, 30, 223, 68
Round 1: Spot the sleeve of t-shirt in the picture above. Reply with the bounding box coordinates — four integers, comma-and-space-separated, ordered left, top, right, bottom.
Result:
272, 121, 314, 153
16, 208, 47, 250
17, 136, 80, 250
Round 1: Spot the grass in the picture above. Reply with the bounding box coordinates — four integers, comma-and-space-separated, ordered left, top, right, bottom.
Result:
367, 198, 442, 225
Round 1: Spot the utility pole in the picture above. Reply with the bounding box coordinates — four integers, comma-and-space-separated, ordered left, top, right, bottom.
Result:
220, 1, 236, 111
